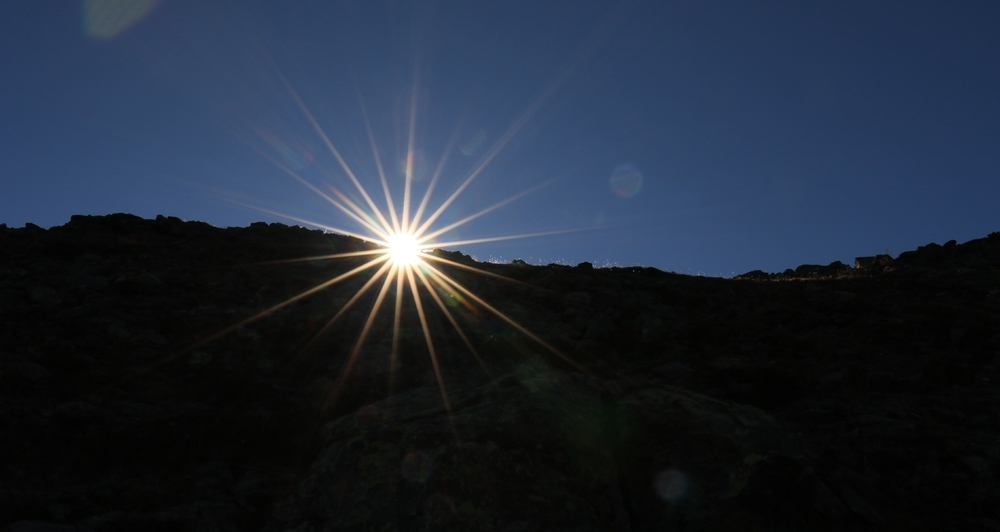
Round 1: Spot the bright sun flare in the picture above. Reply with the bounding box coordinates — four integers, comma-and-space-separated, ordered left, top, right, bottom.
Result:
386, 232, 421, 266
210, 72, 590, 421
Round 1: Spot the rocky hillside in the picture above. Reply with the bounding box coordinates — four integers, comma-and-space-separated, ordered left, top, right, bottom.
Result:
2, 213, 999, 531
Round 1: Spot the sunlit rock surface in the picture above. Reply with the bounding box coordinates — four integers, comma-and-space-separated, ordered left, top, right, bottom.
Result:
2, 213, 999, 531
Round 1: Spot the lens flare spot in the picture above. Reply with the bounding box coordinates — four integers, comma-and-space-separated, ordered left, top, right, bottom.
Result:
460, 129, 488, 156
401, 451, 433, 483
654, 468, 689, 503
252, 125, 315, 170
83, 0, 161, 39
401, 150, 428, 181
609, 163, 643, 199
387, 233, 421, 266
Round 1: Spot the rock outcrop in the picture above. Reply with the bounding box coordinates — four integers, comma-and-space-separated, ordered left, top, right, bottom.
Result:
2, 214, 999, 531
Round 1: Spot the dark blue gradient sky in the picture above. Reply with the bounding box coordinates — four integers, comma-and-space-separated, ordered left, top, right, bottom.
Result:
2, 1, 998, 275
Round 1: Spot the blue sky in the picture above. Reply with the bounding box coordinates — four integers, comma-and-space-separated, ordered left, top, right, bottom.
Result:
2, 1, 998, 276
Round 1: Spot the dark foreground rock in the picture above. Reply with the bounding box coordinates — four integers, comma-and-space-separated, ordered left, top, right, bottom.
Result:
2, 213, 1000, 531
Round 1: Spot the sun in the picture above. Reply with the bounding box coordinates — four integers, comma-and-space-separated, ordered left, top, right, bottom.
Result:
205, 72, 591, 420
386, 232, 421, 266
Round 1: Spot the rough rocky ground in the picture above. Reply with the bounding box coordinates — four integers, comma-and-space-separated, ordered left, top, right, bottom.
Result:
2, 213, 999, 531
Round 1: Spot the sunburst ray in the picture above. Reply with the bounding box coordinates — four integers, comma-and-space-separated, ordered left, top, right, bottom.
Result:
412, 264, 492, 378
420, 252, 538, 288
409, 118, 464, 235
151, 253, 390, 379
243, 249, 386, 267
413, 179, 554, 243
428, 227, 587, 250
389, 263, 407, 394
420, 260, 591, 376
224, 191, 387, 244
401, 62, 420, 234
278, 73, 397, 235
358, 91, 401, 235
290, 258, 397, 371
404, 265, 452, 415
190, 69, 600, 424
322, 261, 400, 412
